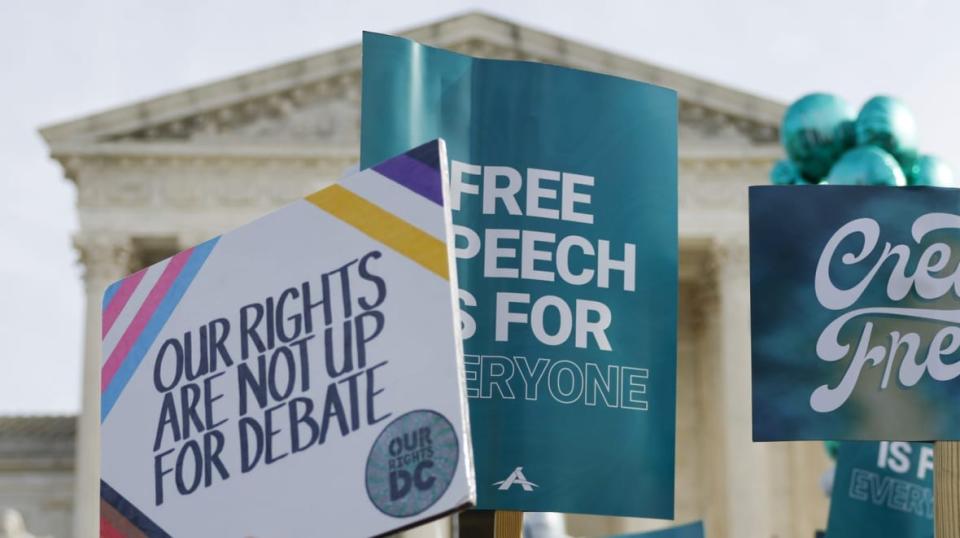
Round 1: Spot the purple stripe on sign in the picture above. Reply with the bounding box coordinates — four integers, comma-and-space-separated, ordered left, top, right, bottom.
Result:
373, 154, 443, 206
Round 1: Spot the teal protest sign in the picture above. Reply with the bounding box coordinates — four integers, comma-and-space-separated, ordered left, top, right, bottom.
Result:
360, 33, 677, 517
827, 442, 933, 538
751, 185, 960, 440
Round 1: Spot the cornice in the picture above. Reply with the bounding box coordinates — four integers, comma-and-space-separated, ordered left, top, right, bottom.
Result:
54, 142, 777, 164
52, 143, 357, 183
52, 142, 778, 186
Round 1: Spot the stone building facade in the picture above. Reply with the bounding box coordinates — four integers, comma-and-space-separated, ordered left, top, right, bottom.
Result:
0, 417, 74, 538
29, 11, 831, 538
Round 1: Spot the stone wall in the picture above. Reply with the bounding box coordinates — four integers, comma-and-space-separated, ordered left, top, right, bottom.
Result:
0, 417, 75, 538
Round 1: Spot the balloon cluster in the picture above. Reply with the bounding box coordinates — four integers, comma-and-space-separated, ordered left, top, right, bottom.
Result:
771, 93, 955, 187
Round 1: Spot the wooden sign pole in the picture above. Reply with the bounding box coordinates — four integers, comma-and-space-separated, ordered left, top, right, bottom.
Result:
493, 511, 523, 537
936, 441, 960, 537
459, 510, 523, 538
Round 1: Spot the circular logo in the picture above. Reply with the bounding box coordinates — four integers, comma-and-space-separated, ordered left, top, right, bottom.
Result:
365, 410, 459, 517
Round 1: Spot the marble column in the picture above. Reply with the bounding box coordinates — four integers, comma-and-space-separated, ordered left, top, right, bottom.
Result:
786, 442, 831, 536
73, 236, 131, 538
708, 237, 772, 538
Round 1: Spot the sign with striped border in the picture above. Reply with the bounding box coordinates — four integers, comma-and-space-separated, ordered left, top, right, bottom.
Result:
100, 140, 475, 537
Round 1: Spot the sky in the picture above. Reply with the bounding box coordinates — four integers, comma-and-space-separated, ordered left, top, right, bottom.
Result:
1, 0, 959, 414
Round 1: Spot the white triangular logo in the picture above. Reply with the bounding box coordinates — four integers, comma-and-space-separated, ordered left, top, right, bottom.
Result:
493, 467, 539, 491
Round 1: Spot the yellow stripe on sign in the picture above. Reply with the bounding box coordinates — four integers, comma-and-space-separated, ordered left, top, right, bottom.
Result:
306, 185, 449, 280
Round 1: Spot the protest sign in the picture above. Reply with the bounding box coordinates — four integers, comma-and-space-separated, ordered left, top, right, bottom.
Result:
361, 33, 678, 517
827, 442, 933, 538
751, 185, 960, 440
99, 141, 475, 537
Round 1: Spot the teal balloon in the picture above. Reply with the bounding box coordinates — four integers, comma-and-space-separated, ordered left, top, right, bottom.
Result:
770, 159, 806, 185
826, 146, 907, 186
895, 148, 920, 178
781, 93, 856, 180
908, 154, 956, 187
856, 96, 918, 159
824, 441, 840, 460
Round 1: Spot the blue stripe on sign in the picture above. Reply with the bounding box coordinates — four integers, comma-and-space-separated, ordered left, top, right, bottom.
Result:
100, 237, 219, 422
102, 280, 123, 310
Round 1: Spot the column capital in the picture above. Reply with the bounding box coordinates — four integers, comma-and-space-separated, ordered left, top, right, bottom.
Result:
709, 234, 750, 277
74, 234, 133, 289
177, 230, 215, 248
700, 234, 750, 308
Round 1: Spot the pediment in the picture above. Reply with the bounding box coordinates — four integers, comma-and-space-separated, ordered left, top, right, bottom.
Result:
104, 73, 361, 147
40, 12, 783, 155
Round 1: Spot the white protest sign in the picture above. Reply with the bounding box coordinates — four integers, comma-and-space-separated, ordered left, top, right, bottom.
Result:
99, 140, 474, 537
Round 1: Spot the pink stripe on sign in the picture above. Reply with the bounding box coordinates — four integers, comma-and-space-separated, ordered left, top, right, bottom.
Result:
100, 248, 193, 393
101, 269, 147, 338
